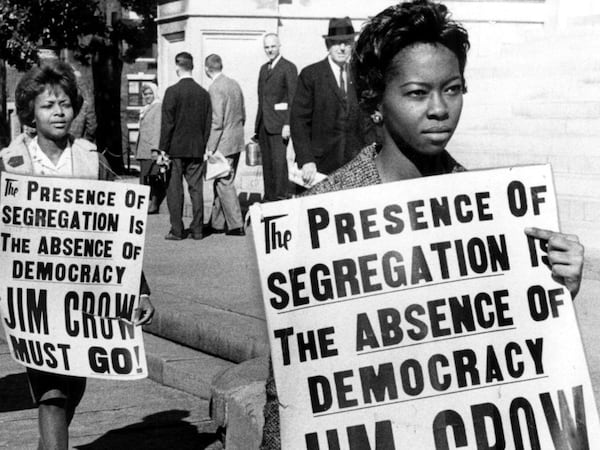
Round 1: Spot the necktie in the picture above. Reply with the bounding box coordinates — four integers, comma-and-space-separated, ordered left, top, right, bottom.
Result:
339, 65, 346, 97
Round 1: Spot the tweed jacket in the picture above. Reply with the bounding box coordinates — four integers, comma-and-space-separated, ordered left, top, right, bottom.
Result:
307, 143, 465, 195
206, 74, 246, 157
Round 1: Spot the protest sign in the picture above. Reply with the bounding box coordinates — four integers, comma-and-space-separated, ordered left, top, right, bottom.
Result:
0, 173, 149, 380
250, 165, 600, 449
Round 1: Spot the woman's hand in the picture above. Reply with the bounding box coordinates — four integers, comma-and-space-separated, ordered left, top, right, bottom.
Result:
134, 294, 155, 326
524, 227, 584, 299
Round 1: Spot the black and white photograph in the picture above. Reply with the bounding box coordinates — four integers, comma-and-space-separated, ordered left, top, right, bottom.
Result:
0, 1, 599, 449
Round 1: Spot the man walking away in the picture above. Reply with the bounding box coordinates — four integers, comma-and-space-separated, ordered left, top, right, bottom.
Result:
159, 52, 212, 240
204, 54, 246, 236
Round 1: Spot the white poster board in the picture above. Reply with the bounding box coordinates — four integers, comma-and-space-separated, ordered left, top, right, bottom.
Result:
250, 165, 600, 449
0, 173, 149, 380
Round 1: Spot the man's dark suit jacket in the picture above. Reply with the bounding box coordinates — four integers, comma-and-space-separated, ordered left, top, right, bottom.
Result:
291, 58, 373, 175
159, 78, 212, 158
255, 57, 297, 135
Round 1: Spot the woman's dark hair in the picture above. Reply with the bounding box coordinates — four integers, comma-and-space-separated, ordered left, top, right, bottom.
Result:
352, 0, 470, 114
15, 60, 83, 127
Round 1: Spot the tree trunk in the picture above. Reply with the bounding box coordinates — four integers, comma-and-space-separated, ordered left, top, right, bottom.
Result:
0, 59, 10, 148
92, 41, 124, 174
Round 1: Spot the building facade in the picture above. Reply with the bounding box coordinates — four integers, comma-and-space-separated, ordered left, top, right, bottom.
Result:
156, 0, 591, 138
156, 0, 600, 252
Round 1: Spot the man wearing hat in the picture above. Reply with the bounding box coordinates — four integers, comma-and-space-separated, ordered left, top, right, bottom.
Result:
291, 17, 374, 185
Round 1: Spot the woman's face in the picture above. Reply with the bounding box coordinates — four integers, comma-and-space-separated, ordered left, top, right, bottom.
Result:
142, 88, 155, 105
34, 85, 74, 141
379, 43, 463, 157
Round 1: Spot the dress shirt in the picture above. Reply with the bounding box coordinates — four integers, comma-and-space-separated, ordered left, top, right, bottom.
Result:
327, 55, 347, 92
268, 54, 282, 71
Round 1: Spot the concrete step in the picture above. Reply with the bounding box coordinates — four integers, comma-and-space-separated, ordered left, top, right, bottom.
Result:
480, 43, 600, 63
450, 153, 600, 195
554, 173, 600, 199
561, 218, 600, 254
450, 132, 600, 163
460, 117, 600, 137
466, 79, 600, 104
459, 102, 514, 118
557, 194, 600, 226
144, 332, 235, 400
468, 58, 600, 82
461, 100, 600, 127
0, 341, 222, 449
499, 32, 600, 54
143, 295, 269, 364
513, 101, 600, 119
449, 152, 600, 201
210, 356, 269, 450
582, 72, 600, 84
568, 15, 600, 27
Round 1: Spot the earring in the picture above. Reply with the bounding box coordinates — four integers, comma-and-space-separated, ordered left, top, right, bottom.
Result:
371, 111, 383, 124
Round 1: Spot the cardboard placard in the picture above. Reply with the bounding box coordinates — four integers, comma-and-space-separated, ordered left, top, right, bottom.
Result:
250, 165, 600, 449
0, 173, 149, 380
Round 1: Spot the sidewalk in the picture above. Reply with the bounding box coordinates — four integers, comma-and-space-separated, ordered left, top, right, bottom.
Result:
0, 342, 221, 449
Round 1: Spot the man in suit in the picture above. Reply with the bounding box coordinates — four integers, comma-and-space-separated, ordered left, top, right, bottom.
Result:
204, 54, 246, 236
255, 33, 297, 201
159, 51, 212, 240
291, 17, 374, 186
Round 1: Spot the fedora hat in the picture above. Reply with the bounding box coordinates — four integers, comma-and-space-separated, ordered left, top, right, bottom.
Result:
323, 17, 357, 40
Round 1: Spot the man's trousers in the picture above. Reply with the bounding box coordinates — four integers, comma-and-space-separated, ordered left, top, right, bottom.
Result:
211, 153, 243, 230
166, 157, 204, 237
259, 126, 289, 201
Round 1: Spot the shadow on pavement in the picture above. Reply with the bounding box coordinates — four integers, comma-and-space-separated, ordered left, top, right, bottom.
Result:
75, 409, 219, 450
0, 372, 36, 412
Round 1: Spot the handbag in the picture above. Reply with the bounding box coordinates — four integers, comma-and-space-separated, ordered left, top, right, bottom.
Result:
144, 160, 168, 185
205, 151, 231, 180
144, 151, 171, 185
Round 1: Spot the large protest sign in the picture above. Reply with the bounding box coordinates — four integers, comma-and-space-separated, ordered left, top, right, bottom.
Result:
250, 165, 600, 449
0, 173, 149, 380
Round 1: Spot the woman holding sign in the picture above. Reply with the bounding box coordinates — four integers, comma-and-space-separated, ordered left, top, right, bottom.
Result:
0, 61, 155, 450
261, 1, 584, 447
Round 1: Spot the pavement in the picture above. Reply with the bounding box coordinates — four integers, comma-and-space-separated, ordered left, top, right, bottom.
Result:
0, 343, 221, 450
2, 187, 600, 449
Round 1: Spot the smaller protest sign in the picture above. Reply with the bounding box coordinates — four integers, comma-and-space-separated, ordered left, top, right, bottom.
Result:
0, 173, 150, 380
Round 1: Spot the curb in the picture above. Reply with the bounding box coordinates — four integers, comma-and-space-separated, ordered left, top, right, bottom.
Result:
143, 333, 269, 449
143, 298, 270, 363
210, 356, 269, 449
144, 332, 235, 399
